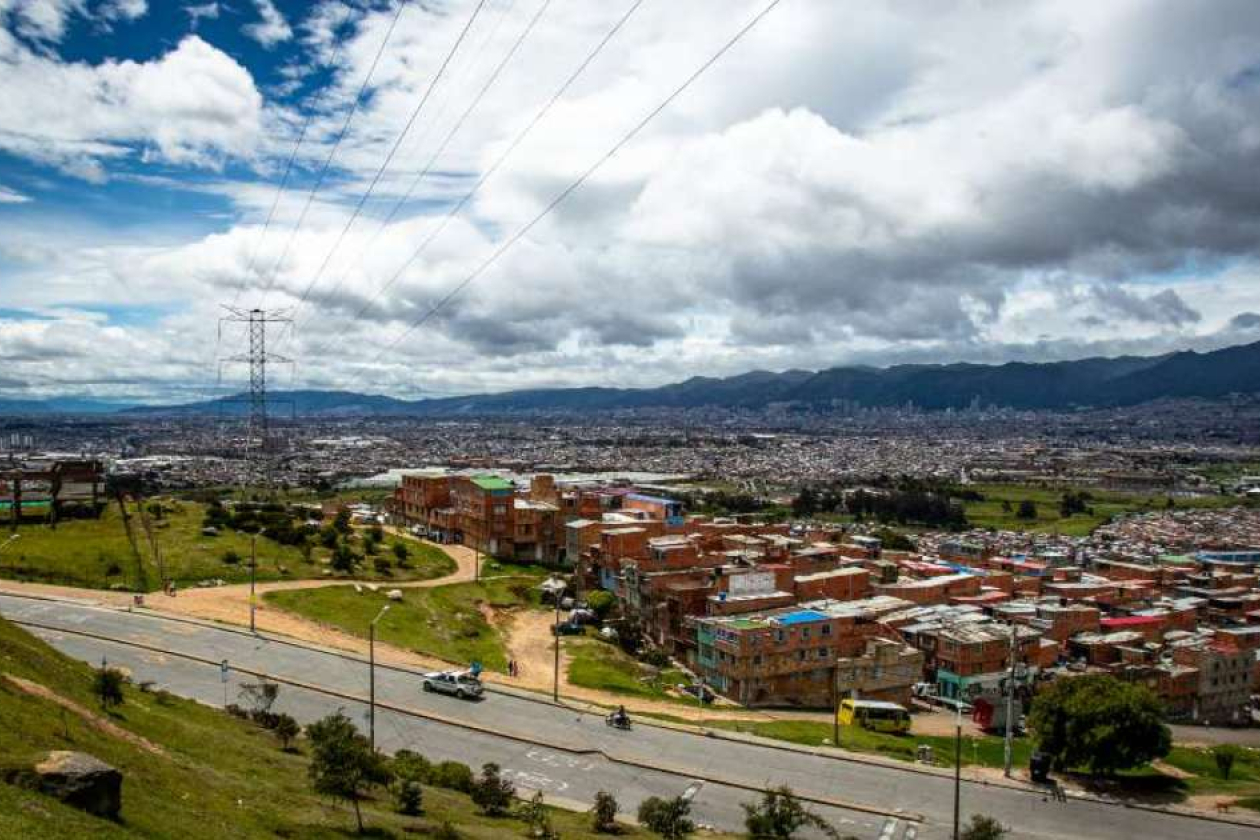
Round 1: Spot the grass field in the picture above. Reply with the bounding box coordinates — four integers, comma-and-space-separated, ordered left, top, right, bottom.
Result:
265, 564, 549, 673
565, 638, 691, 703
0, 501, 454, 591
957, 483, 1237, 536
0, 616, 709, 839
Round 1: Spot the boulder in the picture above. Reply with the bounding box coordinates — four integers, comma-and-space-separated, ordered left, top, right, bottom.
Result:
30, 751, 122, 819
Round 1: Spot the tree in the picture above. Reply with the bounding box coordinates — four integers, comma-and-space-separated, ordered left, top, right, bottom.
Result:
470, 762, 515, 816
396, 779, 423, 816
1212, 744, 1242, 780
306, 711, 393, 833
587, 590, 617, 621
93, 665, 125, 709
222, 548, 242, 565
520, 790, 559, 839
1027, 674, 1171, 775
637, 796, 693, 839
392, 542, 410, 563
320, 525, 339, 549
333, 509, 353, 534
1016, 500, 1038, 520
960, 814, 1006, 840
792, 486, 819, 518
274, 713, 300, 751
742, 786, 840, 839
591, 791, 620, 833
331, 542, 357, 574
368, 523, 385, 542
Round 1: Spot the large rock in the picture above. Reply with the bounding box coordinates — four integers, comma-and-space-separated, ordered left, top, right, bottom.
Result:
30, 751, 122, 819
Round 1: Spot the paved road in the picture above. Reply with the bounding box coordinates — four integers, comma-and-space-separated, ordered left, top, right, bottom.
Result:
0, 594, 1250, 840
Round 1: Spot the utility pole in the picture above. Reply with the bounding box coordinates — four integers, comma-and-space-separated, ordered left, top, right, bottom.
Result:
1004, 621, 1017, 778
219, 307, 292, 491
369, 604, 390, 751
552, 577, 562, 702
249, 531, 258, 634
954, 703, 962, 840
831, 664, 839, 747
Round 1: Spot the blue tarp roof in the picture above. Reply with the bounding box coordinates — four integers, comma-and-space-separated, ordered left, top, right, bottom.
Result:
776, 610, 829, 626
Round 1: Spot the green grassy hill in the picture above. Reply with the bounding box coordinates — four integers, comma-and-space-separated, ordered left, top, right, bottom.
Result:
0, 500, 454, 591
0, 615, 691, 838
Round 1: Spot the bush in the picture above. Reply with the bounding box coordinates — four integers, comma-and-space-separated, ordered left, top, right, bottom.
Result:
591, 791, 620, 833
222, 549, 242, 565
225, 703, 248, 719
471, 762, 516, 816
433, 821, 462, 840
330, 542, 357, 574
961, 814, 1006, 840
587, 590, 617, 620
373, 556, 393, 575
392, 542, 410, 563
520, 790, 558, 839
432, 760, 474, 793
1213, 744, 1243, 780
742, 786, 837, 839
638, 648, 670, 669
396, 779, 423, 815
93, 666, 126, 709
393, 750, 433, 784
274, 713, 300, 750
637, 796, 693, 839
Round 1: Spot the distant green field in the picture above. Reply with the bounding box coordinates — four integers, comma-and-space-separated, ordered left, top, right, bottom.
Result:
957, 483, 1236, 536
265, 564, 548, 673
0, 500, 453, 591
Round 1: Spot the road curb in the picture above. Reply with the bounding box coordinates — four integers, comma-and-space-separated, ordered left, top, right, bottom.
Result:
10, 616, 921, 824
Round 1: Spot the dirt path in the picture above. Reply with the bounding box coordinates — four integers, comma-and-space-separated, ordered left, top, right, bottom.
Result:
3, 673, 166, 756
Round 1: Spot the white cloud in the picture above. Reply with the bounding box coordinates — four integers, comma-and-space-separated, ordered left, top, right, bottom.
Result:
185, 1, 218, 30
0, 34, 265, 177
99, 0, 146, 22
242, 0, 291, 48
5, 0, 1260, 400
0, 183, 30, 202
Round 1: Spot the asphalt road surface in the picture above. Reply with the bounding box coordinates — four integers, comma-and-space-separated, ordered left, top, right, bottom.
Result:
0, 593, 1250, 840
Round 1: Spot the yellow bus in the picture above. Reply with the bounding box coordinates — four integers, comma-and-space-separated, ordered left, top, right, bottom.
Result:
838, 699, 911, 734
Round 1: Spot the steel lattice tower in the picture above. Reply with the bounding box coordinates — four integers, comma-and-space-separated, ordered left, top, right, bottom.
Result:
220, 307, 292, 487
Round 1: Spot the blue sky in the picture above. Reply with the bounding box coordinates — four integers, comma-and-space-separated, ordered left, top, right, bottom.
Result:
3, 0, 1260, 403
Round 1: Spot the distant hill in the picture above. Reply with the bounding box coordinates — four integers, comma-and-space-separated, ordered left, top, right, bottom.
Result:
0, 397, 139, 415
19, 339, 1260, 418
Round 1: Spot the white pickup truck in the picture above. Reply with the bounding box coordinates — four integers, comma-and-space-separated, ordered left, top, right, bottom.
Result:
421, 670, 484, 700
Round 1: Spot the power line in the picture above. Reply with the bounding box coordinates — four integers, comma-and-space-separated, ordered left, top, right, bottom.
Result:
365, 0, 785, 363
277, 0, 490, 317
290, 0, 552, 335
254, 0, 410, 309
305, 0, 648, 359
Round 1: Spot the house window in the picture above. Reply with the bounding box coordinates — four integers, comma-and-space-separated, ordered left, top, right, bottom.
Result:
753, 655, 763, 666
821, 625, 832, 637
802, 627, 811, 640
796, 650, 806, 661
775, 630, 785, 643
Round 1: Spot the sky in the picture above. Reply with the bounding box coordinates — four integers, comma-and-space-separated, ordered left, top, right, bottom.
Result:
2, 0, 1260, 403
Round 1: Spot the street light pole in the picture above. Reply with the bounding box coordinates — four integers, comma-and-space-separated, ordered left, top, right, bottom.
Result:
369, 604, 390, 751
249, 532, 257, 634
552, 577, 561, 702
1004, 621, 1017, 778
954, 703, 962, 840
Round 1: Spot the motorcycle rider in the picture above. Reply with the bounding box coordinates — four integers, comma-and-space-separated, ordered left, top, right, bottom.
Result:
612, 705, 630, 728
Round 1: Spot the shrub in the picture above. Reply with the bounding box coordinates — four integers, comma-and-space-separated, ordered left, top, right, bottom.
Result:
470, 762, 516, 816
274, 713, 300, 750
591, 790, 620, 833
432, 760, 474, 793
587, 590, 617, 620
742, 786, 838, 839
637, 796, 693, 839
961, 814, 1006, 840
93, 666, 126, 709
433, 821, 462, 840
520, 790, 558, 839
1213, 744, 1243, 780
638, 648, 670, 669
392, 542, 410, 563
225, 703, 248, 719
222, 549, 242, 565
393, 750, 433, 784
396, 779, 423, 815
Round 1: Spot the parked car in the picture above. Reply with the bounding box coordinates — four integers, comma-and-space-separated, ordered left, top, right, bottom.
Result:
551, 621, 585, 636
422, 670, 484, 699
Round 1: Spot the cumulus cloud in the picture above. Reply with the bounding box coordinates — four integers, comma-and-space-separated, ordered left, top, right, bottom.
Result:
5, 0, 1260, 400
242, 0, 291, 48
0, 34, 264, 178
99, 0, 146, 22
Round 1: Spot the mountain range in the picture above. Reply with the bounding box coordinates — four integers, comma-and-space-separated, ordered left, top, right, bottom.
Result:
2, 341, 1256, 418
100, 339, 1260, 418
